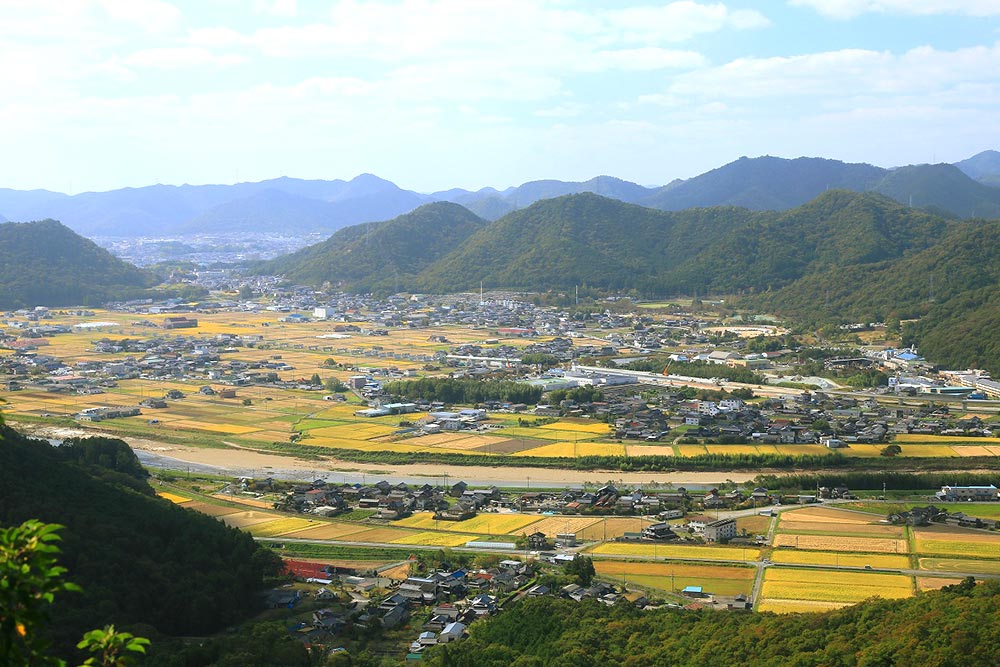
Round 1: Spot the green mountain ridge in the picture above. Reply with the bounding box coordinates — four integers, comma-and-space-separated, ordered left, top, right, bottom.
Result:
0, 219, 157, 309
258, 201, 488, 292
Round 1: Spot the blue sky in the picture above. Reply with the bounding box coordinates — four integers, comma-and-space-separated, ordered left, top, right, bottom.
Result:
2, 0, 998, 193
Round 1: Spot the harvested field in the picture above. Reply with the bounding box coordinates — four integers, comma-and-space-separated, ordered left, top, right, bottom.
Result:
513, 441, 626, 458
916, 577, 965, 591
913, 536, 1000, 558
211, 494, 272, 508
279, 523, 371, 540
772, 534, 908, 554
779, 507, 876, 524
918, 557, 1000, 574
394, 512, 542, 535
777, 521, 905, 538
624, 444, 677, 457
526, 516, 602, 538
894, 434, 1000, 443
735, 515, 772, 534
474, 438, 543, 454
503, 427, 600, 441
576, 517, 654, 541
770, 550, 910, 569
183, 501, 241, 517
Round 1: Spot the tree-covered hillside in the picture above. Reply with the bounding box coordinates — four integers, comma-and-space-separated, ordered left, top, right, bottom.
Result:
425, 583, 1000, 667
413, 193, 758, 293
0, 425, 282, 659
0, 219, 157, 308
257, 201, 487, 292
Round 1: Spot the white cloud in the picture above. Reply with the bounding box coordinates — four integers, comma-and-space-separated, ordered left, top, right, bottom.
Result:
790, 0, 1000, 19
124, 46, 243, 69
98, 0, 181, 32
591, 48, 708, 71
667, 43, 1000, 101
603, 2, 770, 43
254, 0, 297, 17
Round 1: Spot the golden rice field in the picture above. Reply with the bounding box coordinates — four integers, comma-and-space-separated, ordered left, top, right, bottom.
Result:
391, 532, 480, 547
248, 517, 323, 537
760, 569, 913, 604
918, 557, 1000, 574
772, 534, 908, 554
588, 542, 762, 561
770, 550, 911, 569
538, 420, 612, 435
513, 441, 627, 458
341, 527, 416, 543
894, 434, 1000, 444
157, 492, 192, 504
758, 599, 853, 614
220, 511, 284, 529
393, 512, 543, 535
594, 561, 755, 597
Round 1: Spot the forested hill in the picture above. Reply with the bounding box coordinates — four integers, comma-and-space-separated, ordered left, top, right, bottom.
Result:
256, 201, 488, 292
0, 425, 282, 660
424, 586, 1000, 667
265, 190, 955, 297
413, 193, 759, 293
0, 219, 157, 308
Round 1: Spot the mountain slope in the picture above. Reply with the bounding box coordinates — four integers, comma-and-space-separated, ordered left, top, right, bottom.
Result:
181, 189, 342, 234
259, 201, 487, 292
0, 427, 281, 658
0, 219, 157, 308
954, 149, 1000, 182
640, 156, 887, 211
413, 193, 758, 293
872, 163, 1000, 218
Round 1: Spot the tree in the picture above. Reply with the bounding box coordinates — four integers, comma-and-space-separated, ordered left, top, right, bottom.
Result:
881, 444, 902, 457
309, 373, 322, 386
0, 520, 148, 667
564, 554, 595, 586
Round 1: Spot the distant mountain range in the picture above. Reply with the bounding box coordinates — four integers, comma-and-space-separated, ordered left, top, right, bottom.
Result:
1, 151, 999, 237
259, 189, 1000, 374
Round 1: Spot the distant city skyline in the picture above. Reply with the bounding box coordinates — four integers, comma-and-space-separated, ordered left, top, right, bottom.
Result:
2, 1, 998, 194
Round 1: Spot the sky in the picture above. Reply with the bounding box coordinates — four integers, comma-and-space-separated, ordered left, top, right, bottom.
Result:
2, 0, 999, 194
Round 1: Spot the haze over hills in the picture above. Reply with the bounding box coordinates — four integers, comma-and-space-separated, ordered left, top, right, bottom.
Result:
264, 189, 1000, 374
0, 219, 156, 309
258, 201, 488, 293
1, 152, 999, 237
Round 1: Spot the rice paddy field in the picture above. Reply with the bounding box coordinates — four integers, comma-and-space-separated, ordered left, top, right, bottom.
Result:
392, 512, 544, 535
769, 550, 911, 569
594, 561, 755, 597
588, 542, 762, 561
759, 569, 913, 607
7, 309, 999, 464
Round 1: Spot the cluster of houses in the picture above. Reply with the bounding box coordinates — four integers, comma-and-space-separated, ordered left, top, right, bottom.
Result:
888, 501, 1000, 529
